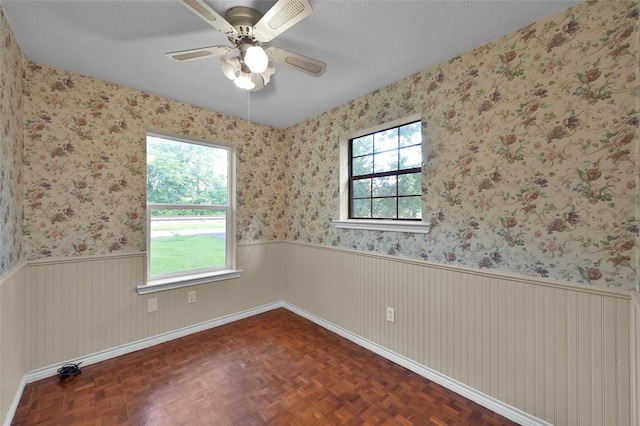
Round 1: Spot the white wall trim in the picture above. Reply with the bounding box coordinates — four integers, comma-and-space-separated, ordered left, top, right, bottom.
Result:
2, 376, 25, 426
136, 269, 243, 294
23, 301, 283, 384
1, 262, 27, 426
631, 291, 640, 426
236, 240, 283, 248
26, 251, 145, 267
283, 302, 553, 426
332, 219, 431, 234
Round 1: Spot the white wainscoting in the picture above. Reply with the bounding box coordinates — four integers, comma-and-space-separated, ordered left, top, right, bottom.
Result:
4, 241, 636, 426
280, 242, 633, 426
24, 242, 282, 372
631, 291, 640, 426
0, 262, 27, 426
24, 301, 284, 384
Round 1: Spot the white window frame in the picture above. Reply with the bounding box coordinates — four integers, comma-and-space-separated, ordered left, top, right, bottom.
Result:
137, 132, 242, 295
332, 113, 430, 234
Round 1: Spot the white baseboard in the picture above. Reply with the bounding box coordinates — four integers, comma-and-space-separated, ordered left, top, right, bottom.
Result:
283, 302, 552, 426
24, 301, 283, 384
2, 376, 26, 426
11, 300, 548, 426
6, 302, 282, 425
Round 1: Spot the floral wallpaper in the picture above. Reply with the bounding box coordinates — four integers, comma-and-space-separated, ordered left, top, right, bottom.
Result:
284, 0, 639, 290
10, 0, 640, 291
22, 64, 287, 260
0, 5, 24, 275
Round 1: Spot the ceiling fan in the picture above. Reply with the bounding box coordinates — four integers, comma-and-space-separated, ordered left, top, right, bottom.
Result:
167, 0, 327, 91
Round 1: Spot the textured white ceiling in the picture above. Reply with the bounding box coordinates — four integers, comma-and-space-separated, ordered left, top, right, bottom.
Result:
2, 0, 582, 129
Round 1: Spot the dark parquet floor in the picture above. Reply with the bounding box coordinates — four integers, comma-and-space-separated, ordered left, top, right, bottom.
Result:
12, 308, 519, 425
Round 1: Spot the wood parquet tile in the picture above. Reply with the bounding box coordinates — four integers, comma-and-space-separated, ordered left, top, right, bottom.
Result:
12, 308, 520, 425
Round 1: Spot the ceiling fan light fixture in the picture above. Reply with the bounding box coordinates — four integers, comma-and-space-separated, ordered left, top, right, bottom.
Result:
170, 0, 326, 93
244, 45, 269, 73
260, 66, 276, 85
220, 56, 241, 80
249, 73, 265, 91
234, 70, 256, 90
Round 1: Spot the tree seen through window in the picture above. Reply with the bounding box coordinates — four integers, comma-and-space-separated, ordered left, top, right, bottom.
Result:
349, 120, 422, 220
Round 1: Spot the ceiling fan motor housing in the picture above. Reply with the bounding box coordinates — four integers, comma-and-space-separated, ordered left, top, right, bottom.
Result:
225, 6, 263, 44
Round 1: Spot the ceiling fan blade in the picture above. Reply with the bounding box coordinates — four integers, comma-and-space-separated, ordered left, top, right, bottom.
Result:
166, 45, 232, 62
177, 0, 237, 38
265, 47, 326, 77
253, 0, 313, 42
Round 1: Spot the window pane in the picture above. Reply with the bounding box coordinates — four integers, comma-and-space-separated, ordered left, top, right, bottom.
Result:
374, 128, 398, 152
147, 136, 228, 205
398, 196, 422, 219
374, 150, 398, 173
398, 173, 422, 196
372, 176, 397, 197
352, 155, 373, 176
347, 118, 422, 221
352, 178, 371, 198
399, 146, 422, 169
372, 198, 396, 219
399, 121, 421, 147
149, 209, 226, 276
352, 135, 373, 156
352, 199, 371, 218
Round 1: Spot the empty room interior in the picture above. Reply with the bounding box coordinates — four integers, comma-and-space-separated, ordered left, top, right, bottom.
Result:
0, 0, 639, 425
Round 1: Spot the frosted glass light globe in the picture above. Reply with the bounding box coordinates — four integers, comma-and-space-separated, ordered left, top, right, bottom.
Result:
244, 46, 268, 73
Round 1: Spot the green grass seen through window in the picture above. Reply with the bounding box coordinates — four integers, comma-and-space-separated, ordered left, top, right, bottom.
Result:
150, 235, 226, 276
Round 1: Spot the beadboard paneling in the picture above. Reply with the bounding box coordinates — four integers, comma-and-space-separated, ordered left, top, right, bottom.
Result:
14, 241, 636, 426
0, 262, 27, 424
281, 242, 632, 426
632, 292, 640, 426
25, 243, 282, 371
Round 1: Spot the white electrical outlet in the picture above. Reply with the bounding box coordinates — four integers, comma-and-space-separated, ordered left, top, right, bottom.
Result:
386, 307, 395, 323
147, 298, 158, 313
188, 291, 196, 304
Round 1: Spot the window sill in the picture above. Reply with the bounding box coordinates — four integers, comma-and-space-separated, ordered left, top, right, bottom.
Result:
136, 269, 243, 294
332, 219, 430, 233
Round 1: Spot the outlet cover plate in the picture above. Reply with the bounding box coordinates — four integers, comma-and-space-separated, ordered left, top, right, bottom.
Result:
386, 307, 395, 323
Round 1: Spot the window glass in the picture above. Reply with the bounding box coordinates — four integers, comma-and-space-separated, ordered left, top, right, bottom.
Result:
352, 199, 371, 218
399, 146, 422, 169
398, 172, 421, 196
352, 179, 371, 198
149, 209, 226, 276
372, 176, 397, 197
373, 151, 398, 173
147, 137, 228, 205
372, 198, 397, 219
348, 120, 422, 220
147, 135, 232, 281
374, 129, 398, 152
398, 197, 421, 219
399, 122, 421, 147
352, 154, 373, 176
352, 135, 373, 156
